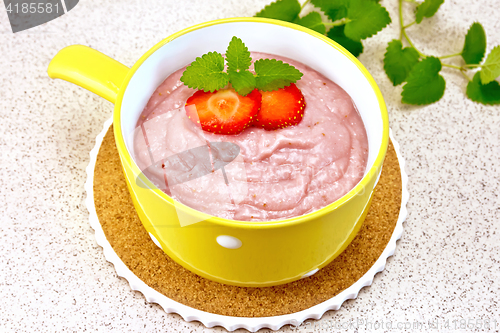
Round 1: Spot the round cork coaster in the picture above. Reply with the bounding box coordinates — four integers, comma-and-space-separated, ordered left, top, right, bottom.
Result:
86, 119, 407, 331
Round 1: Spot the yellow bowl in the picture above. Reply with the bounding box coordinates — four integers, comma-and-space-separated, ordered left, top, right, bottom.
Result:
48, 18, 389, 287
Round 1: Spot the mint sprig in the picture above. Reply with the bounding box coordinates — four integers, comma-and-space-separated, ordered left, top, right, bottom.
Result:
180, 37, 303, 96
382, 0, 500, 106
255, 0, 391, 59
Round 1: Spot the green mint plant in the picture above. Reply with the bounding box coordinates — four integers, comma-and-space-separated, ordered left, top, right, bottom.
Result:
180, 36, 303, 96
255, 0, 392, 57
385, 0, 500, 105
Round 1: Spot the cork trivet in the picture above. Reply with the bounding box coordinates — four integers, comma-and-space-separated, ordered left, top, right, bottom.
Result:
94, 126, 402, 318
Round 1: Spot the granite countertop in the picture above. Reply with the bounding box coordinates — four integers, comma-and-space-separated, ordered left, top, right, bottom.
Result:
1, 0, 499, 332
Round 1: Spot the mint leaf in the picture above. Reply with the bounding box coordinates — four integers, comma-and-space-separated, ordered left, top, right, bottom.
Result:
180, 52, 229, 92
181, 37, 304, 94
294, 12, 326, 34
466, 72, 500, 105
345, 0, 391, 40
401, 57, 446, 105
480, 46, 500, 84
327, 25, 363, 57
415, 0, 444, 24
384, 40, 420, 86
310, 0, 348, 21
462, 22, 486, 65
228, 70, 256, 96
255, 0, 301, 22
226, 36, 252, 72
254, 59, 303, 91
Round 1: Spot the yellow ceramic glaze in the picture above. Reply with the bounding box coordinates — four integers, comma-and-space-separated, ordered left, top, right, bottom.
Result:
47, 45, 129, 103
48, 18, 389, 287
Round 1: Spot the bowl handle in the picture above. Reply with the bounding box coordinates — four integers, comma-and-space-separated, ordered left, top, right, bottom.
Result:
47, 45, 129, 104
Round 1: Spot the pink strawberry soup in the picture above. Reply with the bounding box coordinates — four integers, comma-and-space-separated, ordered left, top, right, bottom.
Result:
133, 53, 369, 221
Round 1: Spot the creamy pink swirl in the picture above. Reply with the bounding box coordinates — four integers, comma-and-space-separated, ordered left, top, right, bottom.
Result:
134, 53, 368, 221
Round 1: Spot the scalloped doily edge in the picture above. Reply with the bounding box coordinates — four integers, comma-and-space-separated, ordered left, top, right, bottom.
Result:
85, 118, 409, 332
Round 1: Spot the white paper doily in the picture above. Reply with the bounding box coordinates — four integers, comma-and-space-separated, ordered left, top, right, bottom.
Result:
85, 117, 409, 332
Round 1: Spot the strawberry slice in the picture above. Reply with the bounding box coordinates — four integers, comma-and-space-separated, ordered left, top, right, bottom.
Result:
253, 83, 306, 131
185, 88, 261, 135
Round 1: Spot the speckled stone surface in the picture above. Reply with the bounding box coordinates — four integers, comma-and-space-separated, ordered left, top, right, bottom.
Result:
0, 0, 499, 332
